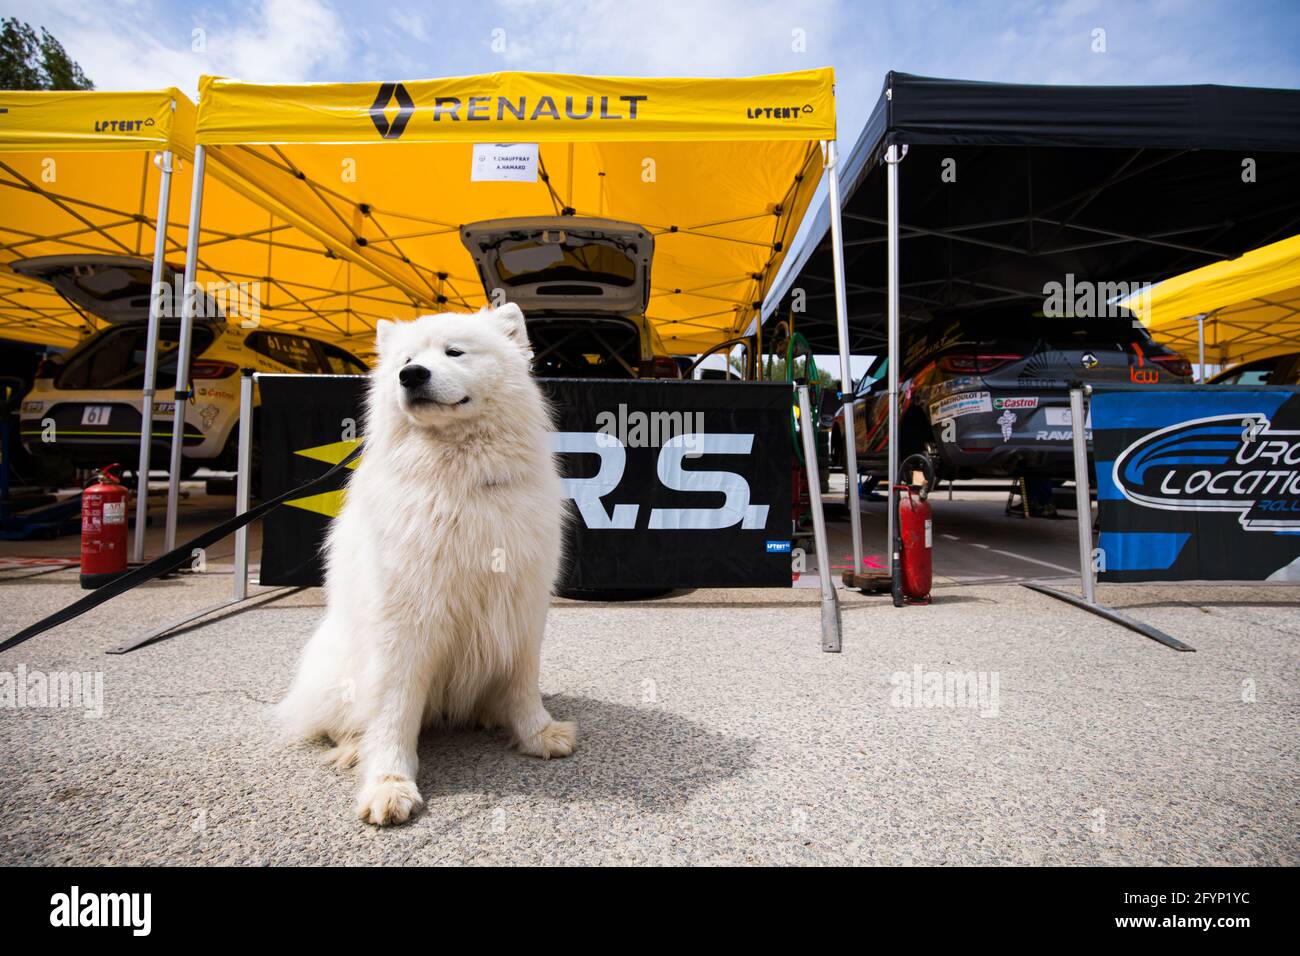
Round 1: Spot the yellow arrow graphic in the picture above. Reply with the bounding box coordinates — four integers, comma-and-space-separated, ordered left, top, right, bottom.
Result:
284, 489, 348, 519
284, 439, 361, 518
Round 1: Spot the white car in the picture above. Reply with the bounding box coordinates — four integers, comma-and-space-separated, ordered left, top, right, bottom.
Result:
16, 255, 369, 475
460, 216, 681, 379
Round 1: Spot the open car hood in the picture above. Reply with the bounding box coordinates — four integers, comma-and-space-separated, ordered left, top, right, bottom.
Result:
460, 217, 653, 317
9, 254, 221, 325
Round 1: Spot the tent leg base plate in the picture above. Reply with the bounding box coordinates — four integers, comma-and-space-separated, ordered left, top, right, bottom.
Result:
1022, 583, 1195, 652
842, 570, 892, 594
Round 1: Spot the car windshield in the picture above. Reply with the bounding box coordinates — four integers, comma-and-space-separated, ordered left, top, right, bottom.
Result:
55, 323, 215, 390
68, 264, 155, 306
856, 357, 888, 394
528, 318, 640, 377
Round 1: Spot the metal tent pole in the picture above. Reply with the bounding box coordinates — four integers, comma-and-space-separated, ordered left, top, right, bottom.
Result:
132, 149, 175, 563
165, 144, 206, 552
824, 139, 863, 575
1069, 386, 1096, 605
884, 143, 905, 573
1024, 384, 1193, 652
1196, 313, 1206, 382
232, 370, 254, 601
112, 370, 288, 655
798, 385, 841, 653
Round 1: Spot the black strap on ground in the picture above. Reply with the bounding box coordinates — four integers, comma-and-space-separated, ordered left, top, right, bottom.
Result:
1, 443, 363, 654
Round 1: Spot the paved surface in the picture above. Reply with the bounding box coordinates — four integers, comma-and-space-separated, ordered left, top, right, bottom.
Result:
1, 557, 1296, 865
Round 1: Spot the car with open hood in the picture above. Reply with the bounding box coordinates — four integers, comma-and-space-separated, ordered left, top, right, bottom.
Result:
460, 216, 680, 379
15, 254, 369, 475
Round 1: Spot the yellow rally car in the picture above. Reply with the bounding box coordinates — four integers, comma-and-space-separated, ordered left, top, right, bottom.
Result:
16, 255, 369, 476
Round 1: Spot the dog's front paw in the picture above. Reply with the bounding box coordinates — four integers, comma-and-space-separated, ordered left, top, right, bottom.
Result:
355, 776, 423, 826
517, 720, 578, 759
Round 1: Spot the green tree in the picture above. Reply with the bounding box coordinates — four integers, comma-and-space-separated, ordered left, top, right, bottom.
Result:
38, 28, 93, 90
735, 353, 839, 392
0, 19, 93, 91
0, 19, 42, 90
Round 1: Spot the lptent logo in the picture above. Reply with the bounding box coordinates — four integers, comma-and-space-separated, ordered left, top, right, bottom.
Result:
1113, 413, 1300, 530
746, 103, 814, 120
93, 117, 152, 133
369, 82, 415, 139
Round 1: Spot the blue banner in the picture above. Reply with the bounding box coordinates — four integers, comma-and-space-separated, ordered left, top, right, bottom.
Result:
1091, 387, 1300, 582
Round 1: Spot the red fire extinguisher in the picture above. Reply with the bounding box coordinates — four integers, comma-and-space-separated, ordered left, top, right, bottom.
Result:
81, 463, 129, 590
892, 454, 934, 606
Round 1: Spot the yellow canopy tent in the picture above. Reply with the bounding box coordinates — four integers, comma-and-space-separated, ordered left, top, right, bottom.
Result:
0, 87, 423, 558
177, 70, 848, 636
192, 69, 835, 354
0, 88, 421, 350
1123, 233, 1300, 375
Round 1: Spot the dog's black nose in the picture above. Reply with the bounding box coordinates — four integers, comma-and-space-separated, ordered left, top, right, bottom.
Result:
399, 364, 431, 389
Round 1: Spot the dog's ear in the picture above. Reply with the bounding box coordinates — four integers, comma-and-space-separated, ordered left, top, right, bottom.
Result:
491, 302, 528, 346
375, 318, 396, 354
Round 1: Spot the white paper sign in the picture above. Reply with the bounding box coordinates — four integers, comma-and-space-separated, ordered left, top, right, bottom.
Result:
471, 143, 539, 182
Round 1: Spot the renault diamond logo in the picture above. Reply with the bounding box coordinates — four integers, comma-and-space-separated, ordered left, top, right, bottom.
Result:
369, 82, 415, 139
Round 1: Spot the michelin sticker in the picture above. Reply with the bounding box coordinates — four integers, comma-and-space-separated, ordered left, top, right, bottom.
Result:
997, 409, 1017, 441
930, 391, 991, 420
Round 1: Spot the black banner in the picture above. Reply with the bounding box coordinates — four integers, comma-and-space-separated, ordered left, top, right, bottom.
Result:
1091, 386, 1300, 583
258, 374, 368, 587
258, 375, 793, 589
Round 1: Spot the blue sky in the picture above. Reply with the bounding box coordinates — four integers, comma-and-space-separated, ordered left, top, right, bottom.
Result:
9, 0, 1298, 372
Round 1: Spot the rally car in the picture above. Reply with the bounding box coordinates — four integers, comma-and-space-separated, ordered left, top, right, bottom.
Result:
1208, 351, 1300, 386
831, 312, 1193, 481
460, 216, 680, 379
15, 255, 369, 475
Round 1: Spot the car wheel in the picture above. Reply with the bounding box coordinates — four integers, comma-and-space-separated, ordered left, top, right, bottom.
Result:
920, 439, 947, 485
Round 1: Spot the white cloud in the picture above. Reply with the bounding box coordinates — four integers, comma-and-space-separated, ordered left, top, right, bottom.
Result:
6, 0, 350, 95
390, 10, 429, 43
212, 0, 349, 83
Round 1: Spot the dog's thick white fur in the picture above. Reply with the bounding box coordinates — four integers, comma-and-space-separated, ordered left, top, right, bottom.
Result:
275, 304, 574, 826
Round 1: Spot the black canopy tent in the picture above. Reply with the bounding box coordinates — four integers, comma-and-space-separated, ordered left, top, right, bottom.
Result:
765, 71, 1300, 576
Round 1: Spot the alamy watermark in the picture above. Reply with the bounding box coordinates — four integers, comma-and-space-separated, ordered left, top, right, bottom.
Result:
889, 666, 1000, 718
595, 403, 705, 455
1042, 273, 1152, 323
152, 277, 262, 328
1, 665, 103, 719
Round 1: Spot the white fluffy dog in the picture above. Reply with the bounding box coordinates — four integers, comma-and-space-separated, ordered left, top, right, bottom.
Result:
275, 304, 575, 826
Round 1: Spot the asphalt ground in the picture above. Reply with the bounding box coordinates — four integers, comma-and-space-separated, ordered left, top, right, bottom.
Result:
1, 480, 1296, 864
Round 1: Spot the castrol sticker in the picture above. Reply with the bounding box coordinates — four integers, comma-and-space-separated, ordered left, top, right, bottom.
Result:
103, 501, 126, 524
994, 396, 1039, 410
